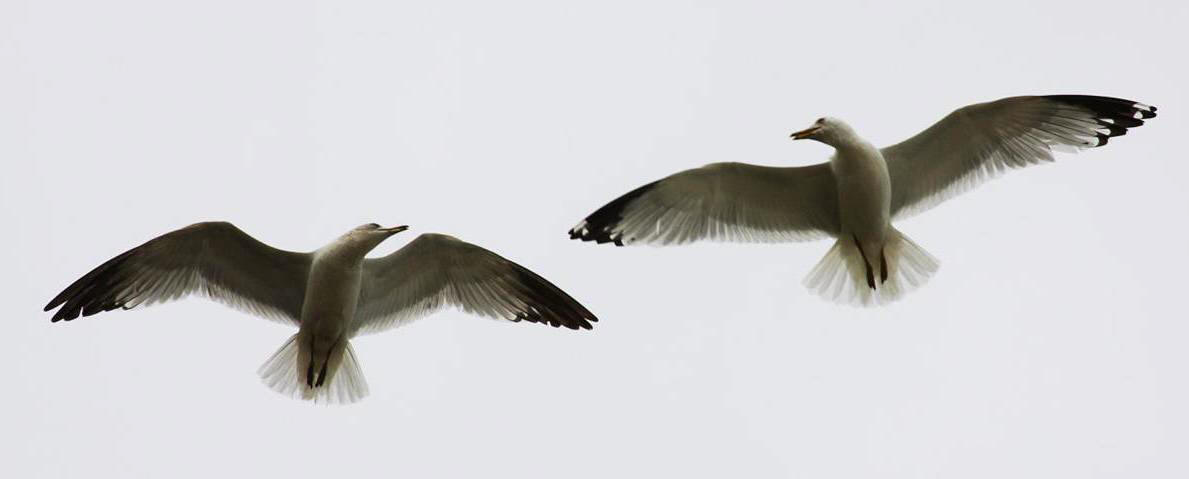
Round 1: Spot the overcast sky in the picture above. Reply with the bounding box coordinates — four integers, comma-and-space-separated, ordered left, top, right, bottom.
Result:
3, 0, 1187, 477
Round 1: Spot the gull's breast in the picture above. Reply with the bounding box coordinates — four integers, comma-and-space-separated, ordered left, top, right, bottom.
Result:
832, 146, 892, 237
300, 253, 364, 336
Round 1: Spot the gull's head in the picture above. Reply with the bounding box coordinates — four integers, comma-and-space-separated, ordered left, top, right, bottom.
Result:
342, 223, 409, 251
353, 223, 408, 232
351, 222, 409, 237
790, 117, 855, 146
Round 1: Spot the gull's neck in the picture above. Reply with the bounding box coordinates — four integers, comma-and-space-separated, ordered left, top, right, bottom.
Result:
824, 129, 872, 154
318, 234, 386, 263
824, 125, 885, 178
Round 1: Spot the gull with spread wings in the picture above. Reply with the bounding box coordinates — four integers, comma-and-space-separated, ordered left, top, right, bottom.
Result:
570, 95, 1157, 306
45, 222, 597, 404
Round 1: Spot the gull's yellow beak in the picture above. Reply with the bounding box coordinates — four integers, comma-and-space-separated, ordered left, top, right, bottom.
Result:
790, 126, 820, 140
381, 225, 409, 234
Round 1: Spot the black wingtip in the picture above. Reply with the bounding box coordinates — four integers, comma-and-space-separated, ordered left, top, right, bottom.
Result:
1044, 95, 1156, 146
507, 266, 598, 332
569, 180, 660, 246
43, 249, 140, 323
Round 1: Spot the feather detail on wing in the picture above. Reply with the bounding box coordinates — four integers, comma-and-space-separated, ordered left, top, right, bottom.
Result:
569, 162, 840, 246
352, 234, 596, 335
883, 95, 1156, 219
44, 222, 311, 324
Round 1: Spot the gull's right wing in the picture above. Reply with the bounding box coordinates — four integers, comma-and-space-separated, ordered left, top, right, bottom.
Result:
569, 162, 841, 246
44, 222, 311, 325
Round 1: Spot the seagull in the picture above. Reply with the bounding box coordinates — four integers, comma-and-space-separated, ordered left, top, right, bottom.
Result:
45, 222, 597, 404
569, 95, 1157, 306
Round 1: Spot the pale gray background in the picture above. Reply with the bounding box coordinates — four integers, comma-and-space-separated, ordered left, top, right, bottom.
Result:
2, 0, 1186, 477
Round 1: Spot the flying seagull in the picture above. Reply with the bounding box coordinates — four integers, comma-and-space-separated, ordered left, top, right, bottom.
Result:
45, 222, 597, 404
569, 95, 1157, 306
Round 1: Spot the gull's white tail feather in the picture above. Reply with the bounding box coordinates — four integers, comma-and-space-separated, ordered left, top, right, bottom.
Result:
257, 334, 370, 405
803, 228, 939, 307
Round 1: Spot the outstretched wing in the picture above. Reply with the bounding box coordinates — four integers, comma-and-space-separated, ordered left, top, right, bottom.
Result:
569, 162, 840, 246
45, 222, 311, 324
353, 233, 596, 334
883, 95, 1156, 219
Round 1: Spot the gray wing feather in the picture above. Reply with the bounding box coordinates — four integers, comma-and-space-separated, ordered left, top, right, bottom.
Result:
44, 222, 311, 324
569, 162, 840, 246
883, 95, 1156, 219
353, 234, 596, 335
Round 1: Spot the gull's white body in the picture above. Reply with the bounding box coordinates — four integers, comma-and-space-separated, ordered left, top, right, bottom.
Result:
800, 117, 939, 305
46, 223, 597, 404
829, 126, 891, 259
571, 95, 1157, 306
302, 246, 362, 349
292, 236, 371, 394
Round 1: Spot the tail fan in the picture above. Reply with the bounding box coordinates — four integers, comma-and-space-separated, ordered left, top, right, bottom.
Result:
803, 228, 939, 306
257, 334, 370, 404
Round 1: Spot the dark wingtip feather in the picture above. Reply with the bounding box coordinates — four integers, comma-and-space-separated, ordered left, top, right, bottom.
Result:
44, 248, 140, 323
1044, 95, 1156, 146
569, 180, 660, 246
509, 266, 598, 331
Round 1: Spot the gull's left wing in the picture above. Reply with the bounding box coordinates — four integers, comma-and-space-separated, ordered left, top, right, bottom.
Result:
352, 234, 596, 334
882, 95, 1156, 219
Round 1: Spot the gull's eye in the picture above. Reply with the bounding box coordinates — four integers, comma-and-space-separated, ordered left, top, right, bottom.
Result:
816, 117, 825, 124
